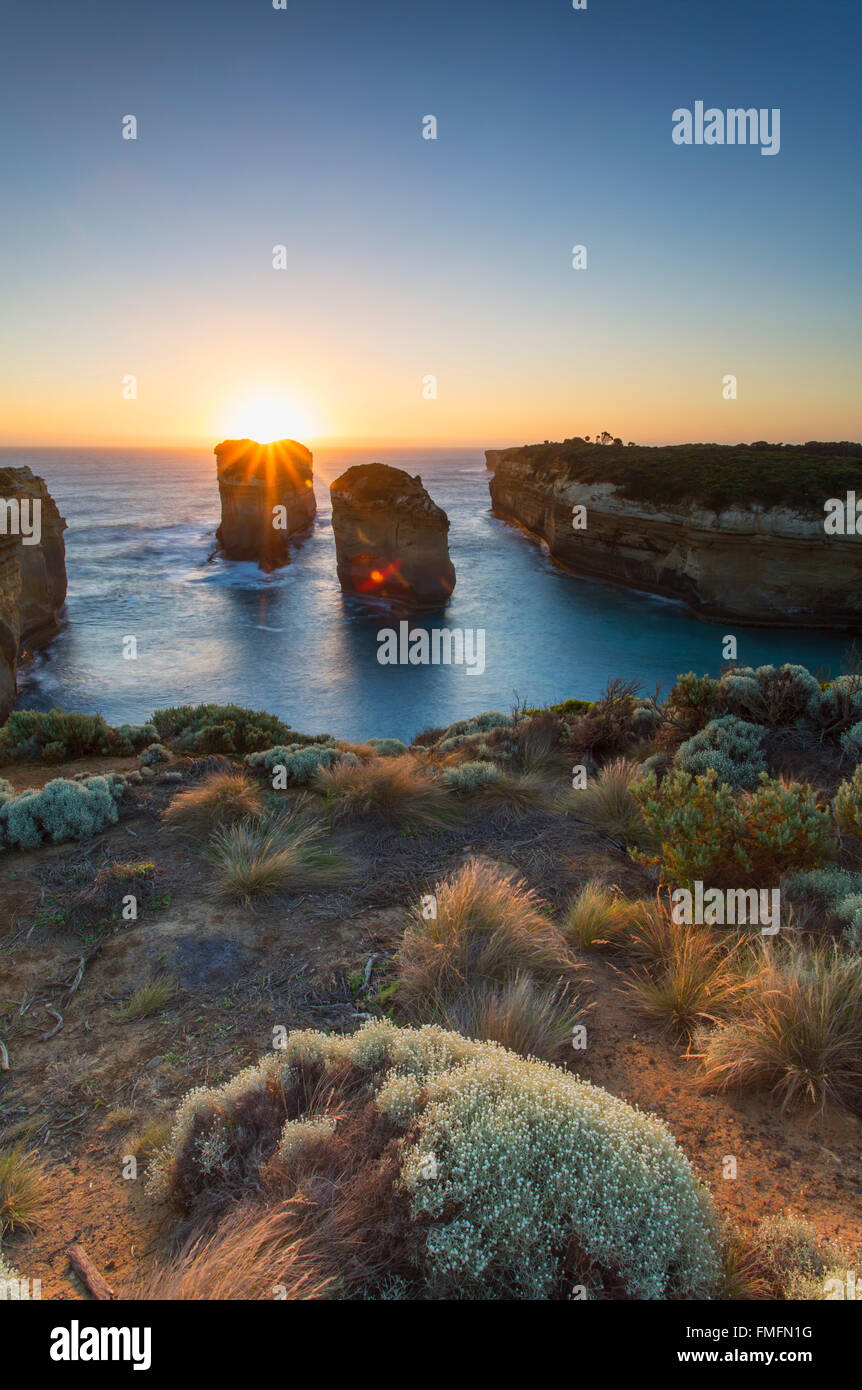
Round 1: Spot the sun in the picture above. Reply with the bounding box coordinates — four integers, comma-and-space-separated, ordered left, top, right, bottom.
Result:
221, 393, 320, 445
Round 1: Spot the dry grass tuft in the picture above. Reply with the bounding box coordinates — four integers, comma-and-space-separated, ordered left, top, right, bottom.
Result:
163, 771, 264, 838
117, 978, 175, 1022
313, 756, 459, 831
564, 757, 651, 846
629, 930, 748, 1037
0, 1144, 51, 1234
429, 972, 578, 1061
697, 943, 862, 1111
208, 812, 353, 903
560, 880, 628, 950
396, 858, 575, 1012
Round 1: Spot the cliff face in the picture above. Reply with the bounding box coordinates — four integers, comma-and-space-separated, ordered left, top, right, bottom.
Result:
0, 467, 67, 722
489, 450, 862, 628
214, 438, 316, 569
330, 463, 456, 610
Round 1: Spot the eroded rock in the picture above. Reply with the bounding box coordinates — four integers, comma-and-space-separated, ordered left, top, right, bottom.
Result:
330, 463, 456, 610
0, 467, 67, 724
214, 437, 316, 570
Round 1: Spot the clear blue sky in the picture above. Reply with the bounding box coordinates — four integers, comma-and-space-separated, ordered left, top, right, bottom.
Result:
1, 0, 860, 445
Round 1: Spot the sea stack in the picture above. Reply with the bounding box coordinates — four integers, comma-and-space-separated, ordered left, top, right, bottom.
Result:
214, 438, 316, 570
330, 463, 456, 609
0, 467, 67, 724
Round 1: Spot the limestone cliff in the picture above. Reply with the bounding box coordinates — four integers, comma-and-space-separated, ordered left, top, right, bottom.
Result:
0, 467, 67, 722
330, 463, 456, 610
214, 438, 316, 569
489, 443, 862, 628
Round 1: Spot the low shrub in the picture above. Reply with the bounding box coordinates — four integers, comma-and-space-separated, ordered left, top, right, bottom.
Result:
719, 664, 822, 729
365, 738, 410, 757
738, 775, 833, 880
246, 743, 350, 786
631, 768, 743, 888
0, 775, 124, 852
0, 709, 156, 764
139, 743, 170, 767
744, 1214, 858, 1300
150, 704, 293, 755
148, 1020, 721, 1300
674, 715, 767, 791
632, 769, 832, 888
833, 764, 862, 838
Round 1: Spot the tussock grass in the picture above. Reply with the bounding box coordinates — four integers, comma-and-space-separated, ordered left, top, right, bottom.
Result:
117, 979, 175, 1022
163, 771, 264, 838
127, 1116, 174, 1160
630, 931, 747, 1037
208, 812, 353, 903
0, 1144, 50, 1234
697, 943, 862, 1111
314, 756, 459, 831
560, 880, 628, 950
429, 973, 577, 1061
564, 757, 650, 845
396, 859, 575, 1011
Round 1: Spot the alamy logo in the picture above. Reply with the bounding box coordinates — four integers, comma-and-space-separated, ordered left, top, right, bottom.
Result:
672, 102, 780, 156
824, 493, 862, 534
377, 621, 485, 676
672, 881, 780, 934
50, 1321, 152, 1371
0, 497, 41, 546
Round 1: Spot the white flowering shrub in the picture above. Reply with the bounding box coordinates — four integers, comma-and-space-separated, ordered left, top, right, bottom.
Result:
0, 774, 124, 852
246, 743, 354, 785
151, 1021, 720, 1300
675, 714, 767, 790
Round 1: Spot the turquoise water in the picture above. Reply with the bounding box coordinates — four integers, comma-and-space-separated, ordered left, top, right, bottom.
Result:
2, 446, 854, 744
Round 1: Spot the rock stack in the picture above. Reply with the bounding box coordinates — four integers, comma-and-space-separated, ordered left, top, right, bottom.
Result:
330, 463, 456, 610
214, 438, 316, 570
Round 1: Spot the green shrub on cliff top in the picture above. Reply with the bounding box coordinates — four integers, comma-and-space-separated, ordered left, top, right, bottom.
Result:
631, 769, 831, 888
150, 1020, 721, 1300
150, 704, 293, 755
0, 709, 156, 764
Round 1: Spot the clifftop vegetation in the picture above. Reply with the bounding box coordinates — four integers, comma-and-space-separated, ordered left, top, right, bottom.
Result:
498, 439, 862, 511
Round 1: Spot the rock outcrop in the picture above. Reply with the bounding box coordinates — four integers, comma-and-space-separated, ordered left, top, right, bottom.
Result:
0, 467, 67, 723
484, 450, 503, 472
330, 463, 456, 609
214, 438, 316, 569
489, 443, 862, 628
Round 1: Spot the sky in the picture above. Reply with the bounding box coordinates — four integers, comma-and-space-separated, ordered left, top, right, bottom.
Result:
0, 0, 860, 448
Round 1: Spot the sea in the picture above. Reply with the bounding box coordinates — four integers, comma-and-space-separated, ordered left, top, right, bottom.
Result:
1, 447, 853, 745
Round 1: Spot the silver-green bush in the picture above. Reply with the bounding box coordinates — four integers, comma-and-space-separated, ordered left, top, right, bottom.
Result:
151, 1020, 721, 1300
675, 714, 767, 790
0, 775, 125, 852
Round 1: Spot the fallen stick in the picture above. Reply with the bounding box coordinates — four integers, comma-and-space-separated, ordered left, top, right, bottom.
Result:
68, 1244, 116, 1301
